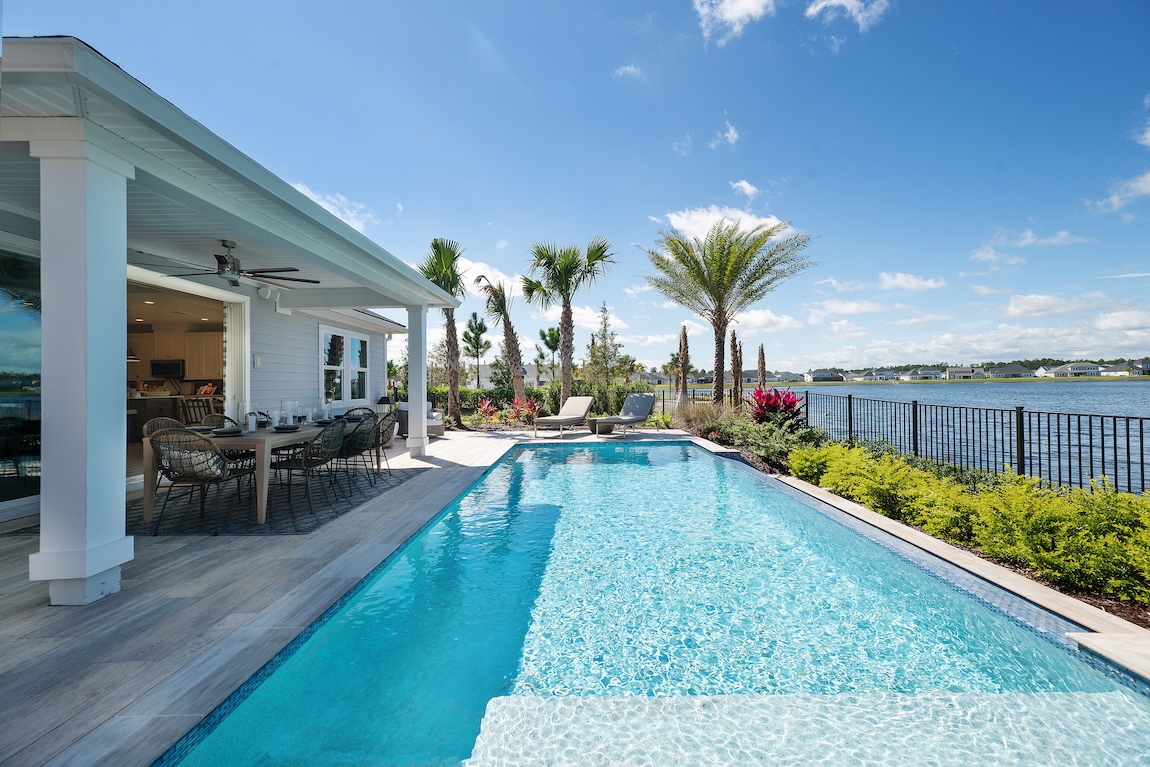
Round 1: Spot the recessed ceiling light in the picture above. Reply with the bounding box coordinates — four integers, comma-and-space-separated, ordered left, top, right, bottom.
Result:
143, 300, 155, 305
134, 318, 144, 322
200, 317, 210, 321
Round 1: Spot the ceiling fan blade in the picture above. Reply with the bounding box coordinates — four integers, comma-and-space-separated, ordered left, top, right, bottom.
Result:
245, 275, 296, 290
166, 271, 215, 277
243, 267, 300, 274
244, 274, 320, 284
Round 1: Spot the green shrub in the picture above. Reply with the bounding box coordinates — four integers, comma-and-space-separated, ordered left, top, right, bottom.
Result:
786, 443, 1150, 605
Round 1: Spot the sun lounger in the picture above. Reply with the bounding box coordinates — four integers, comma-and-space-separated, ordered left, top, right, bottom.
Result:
534, 396, 594, 438
590, 393, 656, 437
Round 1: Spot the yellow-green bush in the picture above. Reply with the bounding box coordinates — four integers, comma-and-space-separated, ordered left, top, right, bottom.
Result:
787, 444, 1150, 605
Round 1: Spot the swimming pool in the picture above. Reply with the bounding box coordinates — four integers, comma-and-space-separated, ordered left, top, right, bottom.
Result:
160, 441, 1150, 766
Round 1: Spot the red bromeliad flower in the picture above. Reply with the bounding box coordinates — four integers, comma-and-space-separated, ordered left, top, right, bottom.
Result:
745, 386, 804, 424
478, 397, 499, 422
510, 396, 541, 422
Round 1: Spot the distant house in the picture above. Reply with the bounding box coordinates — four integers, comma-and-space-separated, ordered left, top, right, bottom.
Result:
899, 366, 943, 381
1100, 363, 1131, 377
843, 370, 867, 382
852, 368, 898, 381
776, 371, 804, 383
639, 371, 668, 386
1036, 362, 1101, 378
986, 363, 1036, 379
804, 369, 845, 383
1133, 358, 1150, 376
945, 366, 986, 380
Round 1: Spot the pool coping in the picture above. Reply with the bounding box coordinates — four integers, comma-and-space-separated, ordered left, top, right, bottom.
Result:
683, 435, 1150, 685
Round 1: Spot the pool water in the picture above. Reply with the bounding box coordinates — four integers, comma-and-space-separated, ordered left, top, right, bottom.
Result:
165, 442, 1150, 766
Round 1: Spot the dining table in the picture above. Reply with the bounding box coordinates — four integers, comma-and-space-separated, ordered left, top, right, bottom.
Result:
142, 424, 323, 525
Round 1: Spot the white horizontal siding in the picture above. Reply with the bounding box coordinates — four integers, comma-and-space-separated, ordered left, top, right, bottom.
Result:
248, 300, 389, 412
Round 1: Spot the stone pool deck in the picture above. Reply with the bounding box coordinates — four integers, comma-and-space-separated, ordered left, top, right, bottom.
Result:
1, 429, 1148, 766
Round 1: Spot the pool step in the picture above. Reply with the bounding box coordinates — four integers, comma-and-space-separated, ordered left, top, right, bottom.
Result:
465, 691, 1150, 766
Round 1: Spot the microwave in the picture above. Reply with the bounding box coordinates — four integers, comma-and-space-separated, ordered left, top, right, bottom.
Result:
150, 359, 185, 379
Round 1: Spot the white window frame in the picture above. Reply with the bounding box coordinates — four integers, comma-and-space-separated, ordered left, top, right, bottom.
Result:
319, 324, 370, 408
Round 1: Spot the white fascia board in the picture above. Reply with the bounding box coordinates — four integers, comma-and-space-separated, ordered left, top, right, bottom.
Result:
2, 37, 458, 310
296, 307, 407, 335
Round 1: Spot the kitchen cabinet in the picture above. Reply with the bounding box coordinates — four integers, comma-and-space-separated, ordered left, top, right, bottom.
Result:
184, 332, 224, 379
128, 396, 179, 438
128, 333, 153, 376
152, 329, 184, 359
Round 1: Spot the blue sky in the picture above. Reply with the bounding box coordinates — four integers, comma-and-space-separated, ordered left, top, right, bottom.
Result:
7, 1, 1150, 373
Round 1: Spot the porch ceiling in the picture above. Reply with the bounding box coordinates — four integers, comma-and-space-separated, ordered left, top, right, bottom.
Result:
0, 36, 457, 311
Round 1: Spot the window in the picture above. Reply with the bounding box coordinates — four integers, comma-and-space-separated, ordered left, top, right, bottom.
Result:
0, 250, 41, 501
321, 326, 369, 406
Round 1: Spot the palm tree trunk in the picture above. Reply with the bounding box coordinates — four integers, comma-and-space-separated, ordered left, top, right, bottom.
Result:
504, 324, 526, 401
711, 321, 726, 403
560, 302, 574, 403
444, 308, 462, 426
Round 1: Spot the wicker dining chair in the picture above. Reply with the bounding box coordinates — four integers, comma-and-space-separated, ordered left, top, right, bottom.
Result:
343, 406, 376, 418
269, 419, 347, 515
200, 413, 256, 469
374, 410, 399, 476
336, 412, 379, 496
180, 398, 215, 425
149, 428, 255, 535
143, 416, 185, 438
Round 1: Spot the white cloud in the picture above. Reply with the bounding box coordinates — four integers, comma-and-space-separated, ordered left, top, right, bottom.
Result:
672, 134, 693, 156
1002, 294, 1086, 319
1099, 271, 1150, 279
1092, 310, 1150, 332
693, 0, 776, 45
969, 284, 1007, 296
624, 284, 655, 298
461, 257, 522, 298
538, 304, 628, 331
878, 272, 947, 291
815, 276, 867, 292
1014, 229, 1091, 247
730, 179, 760, 201
395, 202, 404, 214
648, 215, 664, 224
969, 244, 1025, 267
1134, 119, 1150, 148
891, 313, 952, 325
1089, 170, 1150, 213
291, 183, 380, 233
805, 0, 890, 32
664, 205, 785, 242
826, 320, 867, 339
733, 308, 802, 333
709, 121, 740, 149
495, 239, 509, 249
613, 64, 645, 79
806, 299, 887, 325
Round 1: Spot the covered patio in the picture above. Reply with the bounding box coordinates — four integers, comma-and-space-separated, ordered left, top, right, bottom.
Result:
0, 37, 458, 604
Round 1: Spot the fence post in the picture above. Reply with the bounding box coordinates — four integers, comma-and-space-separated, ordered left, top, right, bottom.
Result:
911, 400, 919, 457
1015, 406, 1025, 476
804, 390, 810, 426
847, 394, 854, 442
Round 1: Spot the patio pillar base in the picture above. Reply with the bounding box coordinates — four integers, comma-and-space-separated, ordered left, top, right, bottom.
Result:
407, 436, 428, 457
47, 566, 122, 606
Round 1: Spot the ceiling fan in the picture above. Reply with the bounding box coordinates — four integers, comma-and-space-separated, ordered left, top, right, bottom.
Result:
165, 240, 320, 290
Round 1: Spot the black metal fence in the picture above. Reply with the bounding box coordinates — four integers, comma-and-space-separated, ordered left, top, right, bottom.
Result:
802, 391, 1149, 495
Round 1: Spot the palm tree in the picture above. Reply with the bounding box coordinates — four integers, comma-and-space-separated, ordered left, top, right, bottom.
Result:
532, 346, 547, 386
522, 238, 615, 402
419, 238, 467, 425
678, 325, 690, 406
462, 311, 491, 389
539, 327, 560, 383
475, 275, 525, 401
646, 220, 813, 403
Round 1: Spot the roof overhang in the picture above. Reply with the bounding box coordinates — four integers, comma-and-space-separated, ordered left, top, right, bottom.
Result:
0, 36, 458, 313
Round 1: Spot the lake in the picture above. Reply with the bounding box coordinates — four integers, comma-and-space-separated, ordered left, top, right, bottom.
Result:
771, 379, 1150, 418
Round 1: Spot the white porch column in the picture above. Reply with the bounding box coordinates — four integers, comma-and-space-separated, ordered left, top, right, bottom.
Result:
405, 305, 428, 457
27, 138, 135, 605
